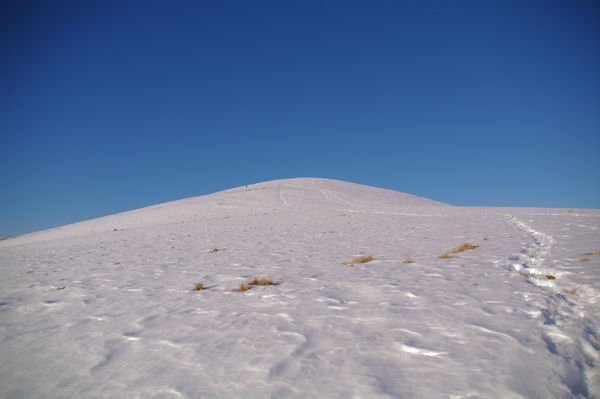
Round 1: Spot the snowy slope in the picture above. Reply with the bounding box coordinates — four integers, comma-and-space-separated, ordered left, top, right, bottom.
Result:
1, 178, 599, 398
0, 178, 446, 246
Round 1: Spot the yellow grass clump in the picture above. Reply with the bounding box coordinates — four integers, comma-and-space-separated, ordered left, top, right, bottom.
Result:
193, 282, 204, 291
438, 253, 452, 259
450, 243, 480, 253
248, 277, 281, 286
403, 259, 414, 264
232, 283, 249, 292
209, 248, 227, 253
578, 258, 590, 263
353, 255, 374, 264
546, 275, 556, 280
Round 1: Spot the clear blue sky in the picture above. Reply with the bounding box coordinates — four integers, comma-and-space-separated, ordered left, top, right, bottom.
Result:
1, 0, 599, 236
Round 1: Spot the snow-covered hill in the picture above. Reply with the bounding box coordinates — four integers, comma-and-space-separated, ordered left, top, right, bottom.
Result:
1, 178, 599, 398
0, 178, 447, 246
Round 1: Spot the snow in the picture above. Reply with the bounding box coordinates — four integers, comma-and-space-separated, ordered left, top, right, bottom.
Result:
1, 177, 599, 398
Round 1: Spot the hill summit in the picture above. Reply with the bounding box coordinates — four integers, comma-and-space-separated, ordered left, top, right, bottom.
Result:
1, 178, 446, 246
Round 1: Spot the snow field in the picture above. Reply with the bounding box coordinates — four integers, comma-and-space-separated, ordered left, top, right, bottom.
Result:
1, 178, 599, 398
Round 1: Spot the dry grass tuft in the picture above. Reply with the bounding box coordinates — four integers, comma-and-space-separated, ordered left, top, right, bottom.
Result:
521, 272, 530, 278
450, 243, 480, 253
232, 283, 249, 292
403, 259, 414, 264
578, 258, 590, 263
546, 275, 556, 280
438, 253, 452, 259
564, 287, 577, 295
483, 237, 488, 241
353, 255, 374, 264
209, 248, 227, 253
193, 282, 204, 291
248, 277, 281, 286
26, 270, 33, 274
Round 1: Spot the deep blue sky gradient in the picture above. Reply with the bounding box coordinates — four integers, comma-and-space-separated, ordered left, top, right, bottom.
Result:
1, 0, 599, 236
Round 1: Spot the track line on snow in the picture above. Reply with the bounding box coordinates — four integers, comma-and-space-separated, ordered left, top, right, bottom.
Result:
504, 214, 555, 277
504, 215, 595, 398
278, 184, 289, 207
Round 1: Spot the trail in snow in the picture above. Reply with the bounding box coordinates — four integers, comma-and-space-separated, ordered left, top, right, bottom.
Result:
506, 214, 555, 275
505, 212, 600, 397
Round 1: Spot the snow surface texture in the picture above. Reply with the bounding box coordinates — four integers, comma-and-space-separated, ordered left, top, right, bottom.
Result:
1, 178, 599, 399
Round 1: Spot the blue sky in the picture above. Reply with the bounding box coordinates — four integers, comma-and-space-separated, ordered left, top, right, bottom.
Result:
1, 0, 599, 236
